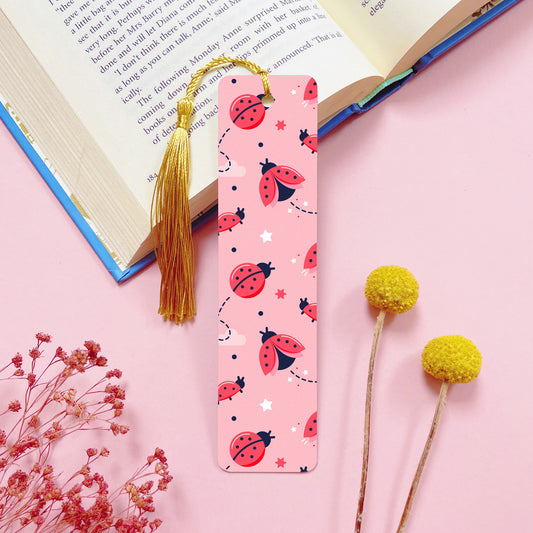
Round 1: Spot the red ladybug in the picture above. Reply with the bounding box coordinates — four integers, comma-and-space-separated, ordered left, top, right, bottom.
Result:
303, 243, 317, 274
259, 327, 305, 376
230, 430, 275, 467
303, 77, 317, 105
299, 298, 317, 322
229, 261, 274, 298
303, 411, 317, 443
299, 129, 317, 154
230, 94, 266, 129
218, 376, 245, 404
259, 159, 305, 207
218, 207, 245, 233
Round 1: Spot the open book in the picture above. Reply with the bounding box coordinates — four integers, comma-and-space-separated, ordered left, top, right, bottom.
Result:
0, 0, 519, 280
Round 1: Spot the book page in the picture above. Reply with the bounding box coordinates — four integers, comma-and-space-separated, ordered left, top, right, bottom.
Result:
320, 0, 488, 76
0, 0, 379, 212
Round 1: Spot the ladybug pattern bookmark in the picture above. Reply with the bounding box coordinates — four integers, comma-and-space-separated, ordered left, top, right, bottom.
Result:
218, 75, 317, 472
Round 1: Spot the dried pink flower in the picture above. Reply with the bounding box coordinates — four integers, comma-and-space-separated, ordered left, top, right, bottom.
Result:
0, 334, 172, 531
86, 448, 98, 458
28, 347, 41, 359
106, 369, 122, 379
8, 400, 21, 412
36, 332, 52, 343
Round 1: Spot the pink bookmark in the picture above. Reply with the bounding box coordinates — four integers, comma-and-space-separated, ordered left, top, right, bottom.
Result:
218, 75, 317, 472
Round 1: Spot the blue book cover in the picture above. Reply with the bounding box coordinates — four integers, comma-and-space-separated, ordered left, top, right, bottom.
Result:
0, 0, 521, 282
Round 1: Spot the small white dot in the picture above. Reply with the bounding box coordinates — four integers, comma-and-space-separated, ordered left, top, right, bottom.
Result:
303, 370, 308, 375
288, 377, 293, 382
291, 258, 296, 264
303, 201, 308, 207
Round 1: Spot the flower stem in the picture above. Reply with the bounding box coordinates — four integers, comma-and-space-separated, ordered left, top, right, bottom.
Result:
395, 380, 449, 533
355, 308, 386, 533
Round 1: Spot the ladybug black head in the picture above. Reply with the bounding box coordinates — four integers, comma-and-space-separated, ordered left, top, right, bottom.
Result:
299, 129, 309, 141
257, 262, 274, 279
235, 207, 245, 220
260, 327, 277, 343
259, 158, 277, 175
257, 430, 275, 448
299, 297, 309, 311
235, 376, 245, 389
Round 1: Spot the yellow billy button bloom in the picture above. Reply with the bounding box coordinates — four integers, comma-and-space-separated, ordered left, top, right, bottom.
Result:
396, 336, 482, 533
355, 266, 419, 533
365, 265, 419, 314
422, 335, 482, 384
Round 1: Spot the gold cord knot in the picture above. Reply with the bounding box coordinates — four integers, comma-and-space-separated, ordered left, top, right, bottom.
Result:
176, 98, 193, 130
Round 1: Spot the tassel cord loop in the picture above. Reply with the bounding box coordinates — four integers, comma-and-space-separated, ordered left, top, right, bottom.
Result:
185, 56, 271, 100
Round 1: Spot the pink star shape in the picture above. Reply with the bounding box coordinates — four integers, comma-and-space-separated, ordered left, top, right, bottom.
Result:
276, 120, 286, 131
275, 457, 286, 468
276, 289, 286, 299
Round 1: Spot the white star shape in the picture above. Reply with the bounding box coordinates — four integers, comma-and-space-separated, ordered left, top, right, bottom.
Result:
260, 230, 272, 243
291, 427, 297, 432
291, 89, 297, 95
291, 258, 296, 264
260, 398, 272, 411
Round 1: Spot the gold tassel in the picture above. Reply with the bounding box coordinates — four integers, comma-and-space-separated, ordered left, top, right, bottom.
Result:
151, 57, 271, 324
151, 98, 195, 323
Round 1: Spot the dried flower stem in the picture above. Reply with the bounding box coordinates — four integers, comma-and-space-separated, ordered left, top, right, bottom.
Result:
355, 309, 386, 533
395, 381, 449, 533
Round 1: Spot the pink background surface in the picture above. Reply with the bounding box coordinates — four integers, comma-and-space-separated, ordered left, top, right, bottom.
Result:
1, 3, 532, 531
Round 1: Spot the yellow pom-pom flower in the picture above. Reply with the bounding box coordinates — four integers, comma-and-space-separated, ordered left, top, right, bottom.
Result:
365, 265, 419, 314
422, 335, 482, 384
